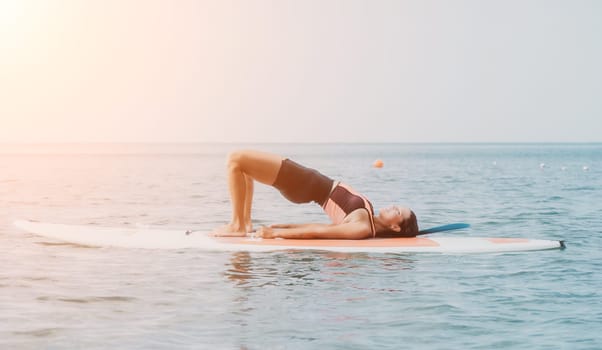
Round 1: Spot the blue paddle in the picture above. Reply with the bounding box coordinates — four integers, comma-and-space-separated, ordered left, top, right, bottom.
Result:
417, 223, 470, 236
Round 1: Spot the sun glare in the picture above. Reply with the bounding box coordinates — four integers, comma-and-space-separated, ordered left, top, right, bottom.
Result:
0, 0, 33, 51
0, 0, 24, 28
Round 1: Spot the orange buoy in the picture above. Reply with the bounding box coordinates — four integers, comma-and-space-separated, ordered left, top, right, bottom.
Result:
373, 159, 384, 168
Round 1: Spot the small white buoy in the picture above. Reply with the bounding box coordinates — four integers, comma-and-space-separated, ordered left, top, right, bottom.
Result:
583, 166, 589, 171
540, 163, 546, 169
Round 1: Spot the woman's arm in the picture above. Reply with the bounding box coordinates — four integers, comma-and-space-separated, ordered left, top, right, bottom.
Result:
269, 223, 314, 229
258, 222, 372, 240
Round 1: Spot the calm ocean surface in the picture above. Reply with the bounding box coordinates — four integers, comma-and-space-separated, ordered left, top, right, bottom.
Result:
1, 143, 601, 349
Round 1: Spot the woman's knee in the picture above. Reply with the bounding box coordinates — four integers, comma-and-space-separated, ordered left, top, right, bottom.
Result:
226, 150, 254, 172
227, 151, 243, 171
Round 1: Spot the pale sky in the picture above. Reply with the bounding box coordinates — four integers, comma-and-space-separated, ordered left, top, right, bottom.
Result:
1, 0, 600, 143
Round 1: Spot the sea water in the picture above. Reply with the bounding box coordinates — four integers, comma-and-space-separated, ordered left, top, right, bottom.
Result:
1, 143, 601, 349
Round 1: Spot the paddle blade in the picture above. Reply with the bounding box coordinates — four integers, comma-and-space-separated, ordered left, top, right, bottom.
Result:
417, 223, 470, 235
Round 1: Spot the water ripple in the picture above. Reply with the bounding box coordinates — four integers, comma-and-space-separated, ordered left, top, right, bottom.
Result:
2, 143, 601, 349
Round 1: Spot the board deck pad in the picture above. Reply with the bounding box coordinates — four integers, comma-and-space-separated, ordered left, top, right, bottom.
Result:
14, 220, 564, 253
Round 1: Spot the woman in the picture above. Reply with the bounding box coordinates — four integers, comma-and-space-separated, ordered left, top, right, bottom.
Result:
213, 149, 418, 239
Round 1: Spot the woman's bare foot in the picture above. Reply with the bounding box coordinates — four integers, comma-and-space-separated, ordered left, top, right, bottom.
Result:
212, 223, 247, 237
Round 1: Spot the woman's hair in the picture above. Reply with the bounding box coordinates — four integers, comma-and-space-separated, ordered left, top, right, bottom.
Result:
399, 211, 419, 237
377, 210, 419, 237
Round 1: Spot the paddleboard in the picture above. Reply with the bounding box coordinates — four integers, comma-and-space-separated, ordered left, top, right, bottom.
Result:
14, 220, 564, 253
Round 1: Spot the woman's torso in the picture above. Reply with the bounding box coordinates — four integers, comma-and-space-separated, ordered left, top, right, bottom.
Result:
322, 182, 376, 237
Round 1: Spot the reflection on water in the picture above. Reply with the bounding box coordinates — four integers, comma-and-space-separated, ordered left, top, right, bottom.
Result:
221, 250, 420, 349
224, 251, 417, 290
226, 252, 254, 286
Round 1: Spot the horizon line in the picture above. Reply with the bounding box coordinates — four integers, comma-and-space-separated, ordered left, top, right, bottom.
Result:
2, 141, 602, 145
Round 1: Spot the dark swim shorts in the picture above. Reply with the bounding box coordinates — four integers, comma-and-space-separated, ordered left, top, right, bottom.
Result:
272, 159, 334, 206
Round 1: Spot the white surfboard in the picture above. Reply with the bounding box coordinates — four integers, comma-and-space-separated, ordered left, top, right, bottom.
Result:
14, 220, 564, 253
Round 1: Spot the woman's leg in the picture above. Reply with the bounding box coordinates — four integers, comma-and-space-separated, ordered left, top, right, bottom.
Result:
243, 174, 253, 231
215, 150, 284, 235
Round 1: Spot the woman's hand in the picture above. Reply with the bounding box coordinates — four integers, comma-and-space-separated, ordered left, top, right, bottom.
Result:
257, 226, 276, 239
269, 223, 294, 229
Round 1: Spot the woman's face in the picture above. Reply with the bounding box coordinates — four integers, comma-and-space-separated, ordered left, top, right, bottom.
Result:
378, 205, 412, 231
